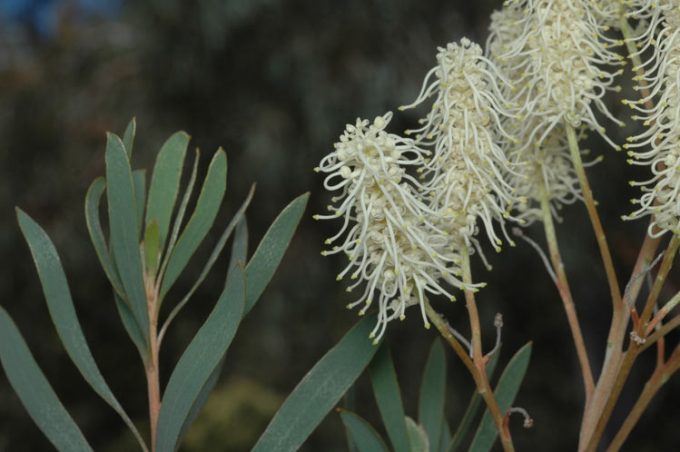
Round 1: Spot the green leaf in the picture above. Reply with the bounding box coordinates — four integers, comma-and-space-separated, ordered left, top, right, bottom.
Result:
244, 192, 309, 314
175, 223, 249, 443
369, 345, 410, 452
468, 343, 532, 452
105, 132, 149, 344
340, 410, 390, 452
145, 131, 190, 249
406, 417, 429, 452
133, 169, 147, 239
0, 307, 93, 452
419, 339, 446, 452
16, 210, 147, 451
160, 149, 227, 299
122, 117, 136, 158
144, 220, 161, 277
155, 264, 245, 452
84, 177, 123, 296
438, 420, 451, 452
228, 217, 249, 276
157, 188, 254, 345
161, 149, 199, 266
252, 317, 379, 452
448, 349, 502, 452
114, 293, 147, 362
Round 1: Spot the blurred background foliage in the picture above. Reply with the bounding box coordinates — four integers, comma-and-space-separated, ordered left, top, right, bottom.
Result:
0, 0, 678, 450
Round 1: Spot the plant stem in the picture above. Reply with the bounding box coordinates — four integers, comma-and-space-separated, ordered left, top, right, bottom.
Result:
461, 249, 515, 452
566, 124, 622, 309
584, 236, 679, 451
423, 263, 514, 452
424, 300, 477, 381
641, 315, 680, 353
639, 237, 680, 327
145, 278, 161, 451
566, 122, 627, 451
425, 300, 514, 452
540, 190, 594, 399
576, 17, 669, 451
606, 345, 680, 451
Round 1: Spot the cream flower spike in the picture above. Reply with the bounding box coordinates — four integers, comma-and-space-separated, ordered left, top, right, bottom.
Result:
623, 1, 680, 237
400, 38, 519, 252
488, 2, 583, 224
499, 0, 625, 151
315, 112, 482, 342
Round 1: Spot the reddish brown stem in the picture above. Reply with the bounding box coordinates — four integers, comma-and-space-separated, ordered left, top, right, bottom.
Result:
145, 279, 161, 451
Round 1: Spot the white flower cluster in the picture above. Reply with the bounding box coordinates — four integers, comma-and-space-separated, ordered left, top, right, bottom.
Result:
624, 1, 680, 237
316, 36, 517, 340
315, 112, 480, 342
401, 38, 517, 251
487, 0, 624, 223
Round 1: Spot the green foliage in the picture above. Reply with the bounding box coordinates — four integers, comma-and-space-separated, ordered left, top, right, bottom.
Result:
419, 340, 446, 451
369, 345, 410, 452
160, 148, 226, 299
0, 307, 93, 452
0, 120, 316, 451
244, 192, 309, 314
105, 133, 149, 343
156, 264, 245, 452
145, 131, 190, 251
252, 316, 380, 452
340, 410, 390, 452
342, 340, 532, 452
469, 343, 532, 451
15, 209, 145, 446
406, 417, 430, 452
447, 349, 502, 451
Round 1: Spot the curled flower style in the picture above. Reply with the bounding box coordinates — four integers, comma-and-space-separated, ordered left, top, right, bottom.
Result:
487, 2, 584, 224
315, 112, 481, 342
496, 0, 625, 150
623, 2, 680, 237
400, 38, 518, 251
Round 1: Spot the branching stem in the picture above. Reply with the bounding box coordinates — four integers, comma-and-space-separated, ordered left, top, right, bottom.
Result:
540, 189, 594, 400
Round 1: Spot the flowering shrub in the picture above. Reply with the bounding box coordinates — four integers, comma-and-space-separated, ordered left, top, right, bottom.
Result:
314, 0, 680, 450
4, 1, 680, 451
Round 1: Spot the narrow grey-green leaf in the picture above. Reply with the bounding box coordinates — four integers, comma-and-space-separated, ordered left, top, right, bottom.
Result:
438, 420, 451, 452
0, 307, 93, 452
419, 339, 446, 452
105, 132, 149, 343
144, 220, 160, 278
156, 264, 245, 452
176, 218, 249, 442
340, 410, 390, 452
160, 148, 227, 299
228, 217, 248, 276
145, 131, 189, 249
157, 188, 254, 346
252, 317, 379, 452
177, 355, 225, 444
133, 169, 146, 239
468, 343, 532, 452
158, 149, 200, 280
369, 345, 410, 452
114, 293, 147, 363
16, 210, 147, 451
448, 349, 502, 452
122, 117, 136, 158
406, 417, 429, 452
84, 177, 123, 296
244, 192, 309, 314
